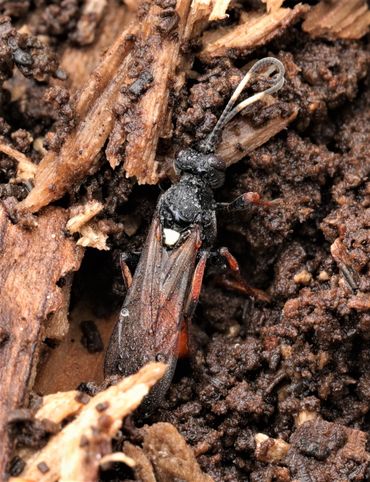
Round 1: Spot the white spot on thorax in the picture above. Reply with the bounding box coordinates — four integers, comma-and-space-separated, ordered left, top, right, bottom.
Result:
163, 228, 180, 246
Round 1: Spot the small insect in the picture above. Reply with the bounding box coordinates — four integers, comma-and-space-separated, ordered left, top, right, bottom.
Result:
105, 57, 285, 411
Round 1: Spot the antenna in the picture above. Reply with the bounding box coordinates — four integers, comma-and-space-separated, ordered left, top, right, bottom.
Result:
201, 57, 285, 153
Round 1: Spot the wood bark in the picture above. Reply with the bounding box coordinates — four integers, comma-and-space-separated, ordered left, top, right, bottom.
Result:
0, 206, 83, 477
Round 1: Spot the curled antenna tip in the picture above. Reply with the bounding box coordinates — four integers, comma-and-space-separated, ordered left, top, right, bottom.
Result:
201, 57, 285, 154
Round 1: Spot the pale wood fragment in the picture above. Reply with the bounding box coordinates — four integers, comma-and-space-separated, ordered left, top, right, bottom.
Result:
261, 0, 284, 13
10, 363, 166, 482
76, 223, 109, 250
255, 433, 290, 463
0, 206, 83, 476
73, 0, 108, 46
209, 0, 231, 21
67, 200, 104, 234
201, 5, 309, 60
0, 139, 36, 182
303, 0, 370, 40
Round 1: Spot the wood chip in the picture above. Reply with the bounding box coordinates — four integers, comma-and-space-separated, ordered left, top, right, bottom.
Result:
73, 0, 108, 46
0, 139, 37, 182
143, 423, 214, 482
10, 362, 166, 482
302, 0, 370, 40
255, 433, 290, 463
295, 410, 318, 427
330, 238, 360, 291
261, 0, 284, 13
0, 206, 83, 474
67, 200, 104, 234
200, 5, 309, 60
76, 222, 109, 250
216, 105, 298, 167
209, 0, 231, 21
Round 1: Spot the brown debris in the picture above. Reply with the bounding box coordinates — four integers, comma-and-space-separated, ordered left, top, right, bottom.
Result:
67, 200, 104, 234
0, 206, 83, 475
330, 238, 360, 291
107, 0, 193, 182
10, 362, 166, 482
303, 0, 370, 40
209, 0, 231, 21
216, 105, 298, 167
255, 433, 290, 463
17, 20, 137, 214
262, 0, 284, 13
0, 139, 36, 182
286, 418, 370, 480
126, 422, 214, 482
200, 4, 309, 60
72, 0, 108, 46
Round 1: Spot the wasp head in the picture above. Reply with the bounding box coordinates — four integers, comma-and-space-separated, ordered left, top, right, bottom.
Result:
174, 148, 226, 189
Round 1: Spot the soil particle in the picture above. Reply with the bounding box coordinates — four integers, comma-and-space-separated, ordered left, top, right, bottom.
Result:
7, 409, 59, 449
80, 320, 104, 354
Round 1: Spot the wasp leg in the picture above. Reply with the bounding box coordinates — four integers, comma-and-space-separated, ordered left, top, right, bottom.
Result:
217, 191, 275, 212
177, 252, 208, 358
120, 253, 133, 290
218, 247, 271, 303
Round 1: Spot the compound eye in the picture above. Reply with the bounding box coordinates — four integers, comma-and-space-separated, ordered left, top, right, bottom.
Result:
207, 154, 226, 172
208, 169, 225, 189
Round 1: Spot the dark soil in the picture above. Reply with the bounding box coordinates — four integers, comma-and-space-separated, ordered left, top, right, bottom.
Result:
1, 1, 369, 481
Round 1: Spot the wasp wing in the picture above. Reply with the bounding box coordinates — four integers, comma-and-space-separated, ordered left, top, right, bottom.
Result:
105, 216, 201, 407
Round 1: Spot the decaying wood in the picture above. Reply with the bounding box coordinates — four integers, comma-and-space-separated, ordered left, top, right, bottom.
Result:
17, 10, 137, 214
302, 0, 370, 40
60, 0, 130, 90
10, 362, 166, 482
0, 206, 83, 477
107, 0, 193, 181
66, 200, 109, 249
125, 423, 214, 482
217, 105, 299, 167
200, 4, 309, 60
0, 139, 36, 182
261, 0, 284, 13
67, 200, 104, 234
73, 0, 108, 46
209, 0, 231, 21
255, 433, 290, 463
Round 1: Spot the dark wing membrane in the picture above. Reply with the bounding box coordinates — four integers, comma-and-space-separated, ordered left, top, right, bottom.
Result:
105, 216, 201, 404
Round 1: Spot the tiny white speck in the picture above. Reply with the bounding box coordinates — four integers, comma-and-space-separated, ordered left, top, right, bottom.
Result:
121, 308, 129, 317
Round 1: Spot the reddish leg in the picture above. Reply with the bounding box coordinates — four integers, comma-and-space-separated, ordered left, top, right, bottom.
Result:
218, 247, 271, 303
120, 253, 133, 289
177, 252, 208, 358
217, 191, 276, 212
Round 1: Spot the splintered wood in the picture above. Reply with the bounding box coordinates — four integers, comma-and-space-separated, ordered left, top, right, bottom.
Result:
303, 0, 370, 40
0, 206, 83, 475
217, 106, 298, 167
18, 23, 137, 214
107, 0, 193, 181
10, 363, 166, 482
201, 4, 309, 60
